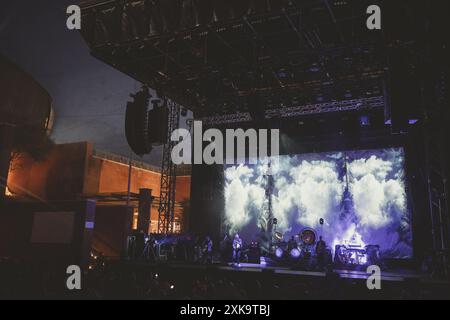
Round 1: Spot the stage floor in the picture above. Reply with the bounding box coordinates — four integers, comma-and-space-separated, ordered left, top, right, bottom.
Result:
219, 263, 426, 282
116, 260, 448, 285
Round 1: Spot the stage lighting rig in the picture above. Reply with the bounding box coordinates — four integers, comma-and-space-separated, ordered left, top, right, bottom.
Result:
80, 0, 390, 123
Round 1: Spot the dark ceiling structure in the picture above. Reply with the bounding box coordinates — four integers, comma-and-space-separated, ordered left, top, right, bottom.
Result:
79, 0, 433, 123
79, 0, 447, 126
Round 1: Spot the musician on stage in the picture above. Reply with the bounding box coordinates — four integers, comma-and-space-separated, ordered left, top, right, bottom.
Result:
232, 234, 243, 264
315, 236, 327, 270
142, 234, 157, 262
202, 236, 213, 264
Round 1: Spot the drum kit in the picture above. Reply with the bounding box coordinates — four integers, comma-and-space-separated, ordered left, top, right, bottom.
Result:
272, 228, 379, 269
272, 228, 319, 260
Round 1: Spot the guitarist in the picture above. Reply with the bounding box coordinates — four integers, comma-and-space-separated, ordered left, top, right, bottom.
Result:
232, 234, 243, 265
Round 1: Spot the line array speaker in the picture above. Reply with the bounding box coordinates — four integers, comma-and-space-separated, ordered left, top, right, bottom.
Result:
125, 88, 152, 155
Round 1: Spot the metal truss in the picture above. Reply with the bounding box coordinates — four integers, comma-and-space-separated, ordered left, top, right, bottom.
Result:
79, 0, 388, 117
424, 72, 449, 277
157, 99, 180, 234
199, 96, 385, 125
200, 113, 251, 126
265, 96, 385, 119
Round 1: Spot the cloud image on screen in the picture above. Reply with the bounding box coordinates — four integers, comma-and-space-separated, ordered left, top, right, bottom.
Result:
224, 148, 412, 259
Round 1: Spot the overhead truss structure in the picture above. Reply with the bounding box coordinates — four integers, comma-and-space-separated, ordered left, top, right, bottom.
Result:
200, 95, 385, 125
79, 0, 399, 119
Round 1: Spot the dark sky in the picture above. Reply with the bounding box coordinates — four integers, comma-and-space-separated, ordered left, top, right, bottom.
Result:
0, 0, 176, 166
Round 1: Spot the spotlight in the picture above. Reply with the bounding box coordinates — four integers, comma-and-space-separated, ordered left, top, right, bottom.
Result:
275, 247, 284, 258
290, 248, 301, 259
170, 285, 175, 290
359, 115, 370, 127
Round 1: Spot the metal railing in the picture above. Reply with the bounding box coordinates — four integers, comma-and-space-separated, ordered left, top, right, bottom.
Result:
93, 149, 191, 176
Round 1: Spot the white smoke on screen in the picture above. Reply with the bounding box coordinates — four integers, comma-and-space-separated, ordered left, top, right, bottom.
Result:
224, 150, 407, 250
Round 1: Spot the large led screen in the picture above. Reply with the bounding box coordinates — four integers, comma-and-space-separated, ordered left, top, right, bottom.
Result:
224, 148, 412, 259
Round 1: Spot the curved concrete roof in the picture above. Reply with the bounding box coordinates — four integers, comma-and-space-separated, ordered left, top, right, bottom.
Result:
0, 54, 53, 131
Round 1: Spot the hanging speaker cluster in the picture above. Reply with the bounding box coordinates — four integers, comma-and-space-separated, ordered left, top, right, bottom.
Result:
148, 99, 169, 146
125, 87, 169, 155
125, 87, 152, 155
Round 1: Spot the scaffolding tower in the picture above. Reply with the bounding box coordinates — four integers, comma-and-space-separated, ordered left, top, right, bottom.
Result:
425, 71, 449, 277
157, 99, 180, 234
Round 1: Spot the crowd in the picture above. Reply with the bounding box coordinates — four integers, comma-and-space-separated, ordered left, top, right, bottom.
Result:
1, 257, 449, 300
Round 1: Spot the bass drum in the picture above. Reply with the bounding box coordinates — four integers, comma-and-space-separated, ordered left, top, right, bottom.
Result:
299, 228, 317, 246
290, 248, 301, 259
274, 241, 287, 258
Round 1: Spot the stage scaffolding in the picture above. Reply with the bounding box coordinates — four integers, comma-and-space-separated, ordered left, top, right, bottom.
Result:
157, 99, 181, 234
424, 70, 450, 278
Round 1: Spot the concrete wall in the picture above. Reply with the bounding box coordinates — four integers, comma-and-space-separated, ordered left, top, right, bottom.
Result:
5, 142, 192, 251
96, 159, 161, 195
0, 54, 52, 128
7, 142, 191, 203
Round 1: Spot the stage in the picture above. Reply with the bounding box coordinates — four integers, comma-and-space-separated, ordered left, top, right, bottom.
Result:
110, 259, 447, 285
221, 263, 428, 283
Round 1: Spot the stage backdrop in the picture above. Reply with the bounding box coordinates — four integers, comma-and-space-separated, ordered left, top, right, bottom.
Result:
224, 147, 412, 259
